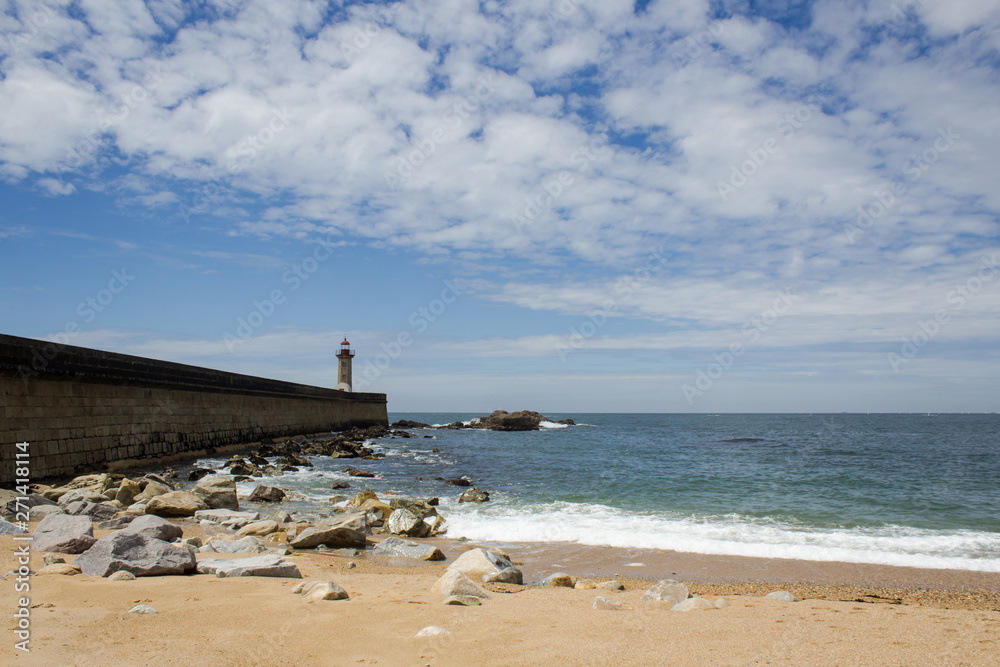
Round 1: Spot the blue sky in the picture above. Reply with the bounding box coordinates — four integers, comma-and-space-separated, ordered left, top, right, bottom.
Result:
2, 0, 999, 412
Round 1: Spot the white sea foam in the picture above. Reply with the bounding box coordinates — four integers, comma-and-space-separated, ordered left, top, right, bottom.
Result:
538, 421, 569, 429
444, 502, 1000, 572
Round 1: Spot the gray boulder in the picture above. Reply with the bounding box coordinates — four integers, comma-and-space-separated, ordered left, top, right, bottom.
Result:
57, 489, 109, 506
191, 476, 239, 510
122, 515, 183, 542
97, 516, 137, 530
31, 514, 96, 554
373, 536, 445, 561
458, 487, 490, 503
640, 579, 689, 606
289, 514, 368, 550
115, 479, 141, 506
63, 500, 118, 521
386, 508, 430, 538
0, 519, 27, 535
248, 485, 285, 502
197, 554, 301, 578
4, 493, 57, 516
447, 548, 523, 585
75, 532, 196, 577
431, 569, 490, 599
202, 537, 267, 554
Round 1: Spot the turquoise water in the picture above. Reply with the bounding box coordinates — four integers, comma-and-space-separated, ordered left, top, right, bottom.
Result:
193, 413, 1000, 571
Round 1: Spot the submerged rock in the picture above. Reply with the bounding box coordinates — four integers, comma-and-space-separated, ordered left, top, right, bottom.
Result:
248, 486, 286, 503
458, 487, 489, 503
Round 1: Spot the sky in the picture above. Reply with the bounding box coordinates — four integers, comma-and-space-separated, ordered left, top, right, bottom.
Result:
1, 0, 999, 413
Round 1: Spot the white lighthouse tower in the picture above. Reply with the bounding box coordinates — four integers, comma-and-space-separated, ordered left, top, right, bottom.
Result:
336, 337, 354, 392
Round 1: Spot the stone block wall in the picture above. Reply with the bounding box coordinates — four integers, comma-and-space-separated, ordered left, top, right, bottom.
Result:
0, 334, 387, 483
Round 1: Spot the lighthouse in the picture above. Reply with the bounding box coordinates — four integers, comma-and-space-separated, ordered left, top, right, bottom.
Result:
336, 337, 354, 391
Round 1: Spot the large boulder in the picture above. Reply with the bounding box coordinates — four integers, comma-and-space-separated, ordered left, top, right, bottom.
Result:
122, 515, 184, 542
31, 514, 95, 554
197, 554, 301, 578
447, 548, 522, 584
386, 508, 430, 538
458, 487, 490, 503
115, 479, 141, 506
640, 579, 689, 606
191, 476, 239, 510
144, 491, 208, 517
133, 480, 172, 503
289, 514, 368, 550
431, 570, 490, 599
4, 493, 57, 516
63, 500, 118, 521
373, 536, 445, 561
75, 532, 196, 577
0, 519, 27, 535
248, 485, 285, 503
475, 410, 547, 431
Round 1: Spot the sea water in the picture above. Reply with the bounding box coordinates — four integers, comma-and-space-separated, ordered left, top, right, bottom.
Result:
190, 413, 1000, 572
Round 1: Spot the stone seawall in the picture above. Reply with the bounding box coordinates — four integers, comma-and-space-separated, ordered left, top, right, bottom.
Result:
0, 334, 388, 483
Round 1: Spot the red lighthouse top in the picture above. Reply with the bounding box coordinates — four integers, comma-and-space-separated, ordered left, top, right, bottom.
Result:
341, 337, 350, 346
337, 337, 354, 357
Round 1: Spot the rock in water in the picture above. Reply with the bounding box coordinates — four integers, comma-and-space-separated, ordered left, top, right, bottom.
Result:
764, 590, 797, 602
386, 508, 430, 538
122, 515, 183, 542
75, 532, 197, 577
457, 487, 490, 503
248, 485, 286, 503
431, 570, 490, 600
144, 491, 208, 517
342, 467, 375, 478
191, 476, 239, 510
291, 580, 349, 601
289, 514, 368, 550
31, 514, 96, 554
197, 554, 301, 578
640, 579, 690, 606
372, 536, 445, 561
447, 548, 523, 585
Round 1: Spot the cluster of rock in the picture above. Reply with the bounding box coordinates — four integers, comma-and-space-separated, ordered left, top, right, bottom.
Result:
393, 410, 576, 432
430, 547, 524, 606
212, 429, 390, 480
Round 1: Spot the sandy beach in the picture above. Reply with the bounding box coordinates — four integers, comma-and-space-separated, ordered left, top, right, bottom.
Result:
4, 523, 999, 667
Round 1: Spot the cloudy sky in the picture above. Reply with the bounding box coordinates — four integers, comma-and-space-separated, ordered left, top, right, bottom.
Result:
1, 0, 999, 412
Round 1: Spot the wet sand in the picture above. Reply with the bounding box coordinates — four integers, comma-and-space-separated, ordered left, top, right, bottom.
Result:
3, 524, 999, 666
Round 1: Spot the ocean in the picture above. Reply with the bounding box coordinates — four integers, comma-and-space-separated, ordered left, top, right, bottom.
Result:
190, 413, 1000, 572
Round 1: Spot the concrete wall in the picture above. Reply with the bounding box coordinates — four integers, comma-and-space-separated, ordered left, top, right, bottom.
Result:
0, 334, 387, 483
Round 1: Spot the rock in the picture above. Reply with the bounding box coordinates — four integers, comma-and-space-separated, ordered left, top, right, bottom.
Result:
346, 489, 379, 507
391, 420, 431, 429
448, 548, 523, 585
58, 489, 110, 506
187, 468, 214, 482
373, 536, 445, 561
97, 516, 137, 530
431, 570, 490, 600
437, 477, 473, 487
42, 554, 66, 566
474, 409, 548, 431
444, 595, 482, 606
558, 418, 576, 425
132, 480, 171, 503
108, 571, 136, 581
765, 590, 797, 602
178, 536, 203, 548
4, 492, 58, 516
289, 514, 368, 550
237, 520, 280, 537
416, 626, 451, 637
359, 498, 395, 522
291, 580, 349, 601
29, 504, 65, 520
597, 580, 625, 591
204, 537, 267, 554
194, 509, 261, 524
543, 573, 576, 588
115, 479, 142, 506
386, 508, 430, 538
715, 598, 730, 609
0, 519, 27, 535
191, 476, 239, 510
63, 500, 118, 521
342, 467, 375, 478
76, 532, 197, 577
229, 462, 262, 476
122, 515, 183, 542
640, 579, 689, 606
144, 491, 209, 517
329, 481, 351, 490
37, 563, 81, 576
458, 487, 490, 503
672, 597, 717, 612
267, 511, 292, 524
197, 554, 301, 578
593, 596, 622, 610
248, 486, 286, 503
129, 604, 157, 614
31, 514, 96, 554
